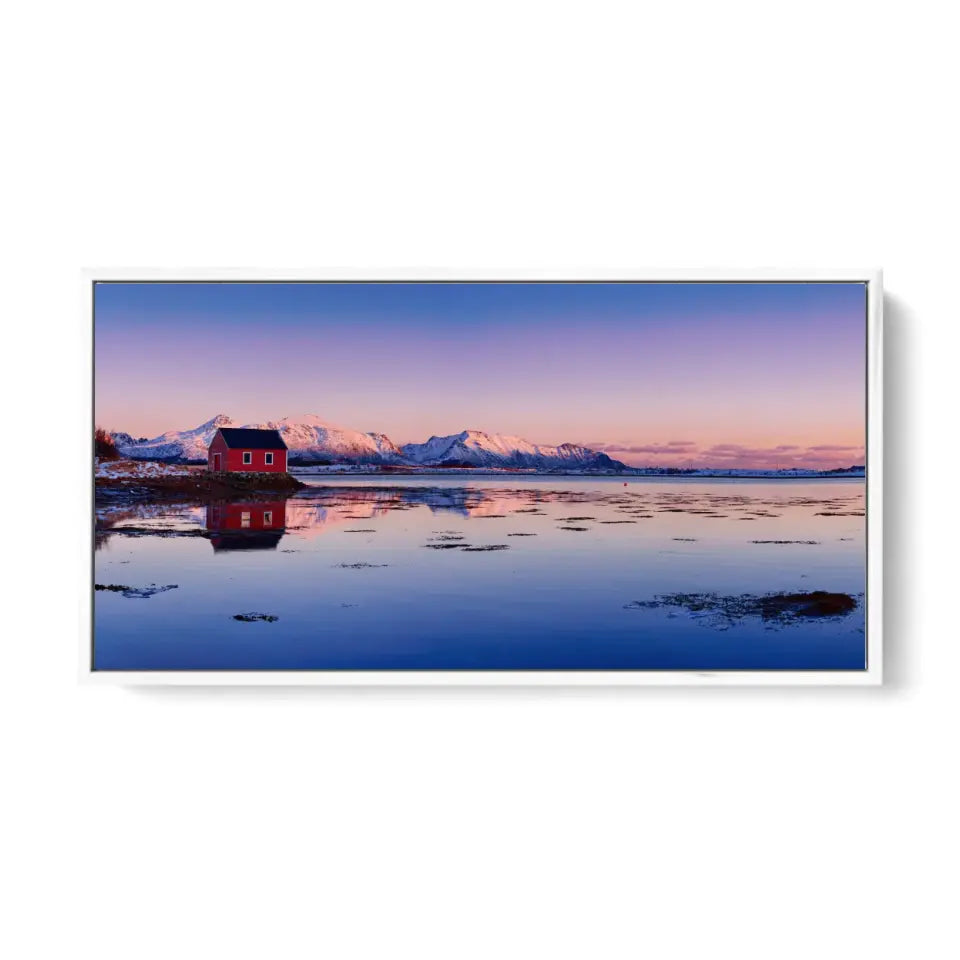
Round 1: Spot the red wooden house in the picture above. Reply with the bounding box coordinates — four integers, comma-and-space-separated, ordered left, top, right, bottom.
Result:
207, 427, 288, 473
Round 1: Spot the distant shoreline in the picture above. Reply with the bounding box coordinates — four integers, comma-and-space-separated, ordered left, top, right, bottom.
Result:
296, 470, 866, 481
95, 457, 864, 485
290, 465, 864, 481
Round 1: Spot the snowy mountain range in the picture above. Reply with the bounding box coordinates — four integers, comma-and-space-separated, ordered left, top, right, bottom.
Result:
403, 430, 624, 470
112, 415, 626, 471
255, 414, 406, 463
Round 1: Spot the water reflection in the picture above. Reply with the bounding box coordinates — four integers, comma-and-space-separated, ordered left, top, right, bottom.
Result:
94, 478, 867, 671
296, 484, 501, 517
206, 500, 287, 552
94, 501, 206, 550
95, 480, 867, 549
292, 480, 866, 527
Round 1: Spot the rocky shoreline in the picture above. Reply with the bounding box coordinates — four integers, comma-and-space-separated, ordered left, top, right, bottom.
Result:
95, 463, 305, 504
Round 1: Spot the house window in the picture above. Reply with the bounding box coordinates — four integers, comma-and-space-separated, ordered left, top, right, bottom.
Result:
264, 452, 274, 466
263, 511, 273, 526
241, 512, 251, 528
242, 452, 252, 465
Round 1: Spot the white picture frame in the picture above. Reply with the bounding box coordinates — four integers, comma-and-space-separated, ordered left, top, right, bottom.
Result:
83, 268, 882, 686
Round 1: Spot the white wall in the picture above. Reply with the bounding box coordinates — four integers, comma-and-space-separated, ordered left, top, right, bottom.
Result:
2, 2, 956, 958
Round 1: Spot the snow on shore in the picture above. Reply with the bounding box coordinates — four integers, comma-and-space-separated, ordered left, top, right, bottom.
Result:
95, 459, 196, 479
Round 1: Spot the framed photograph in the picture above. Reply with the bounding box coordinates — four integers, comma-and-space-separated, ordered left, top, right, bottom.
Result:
85, 270, 881, 685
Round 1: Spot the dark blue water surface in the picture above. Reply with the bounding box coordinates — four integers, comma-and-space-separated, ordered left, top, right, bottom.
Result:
94, 477, 867, 671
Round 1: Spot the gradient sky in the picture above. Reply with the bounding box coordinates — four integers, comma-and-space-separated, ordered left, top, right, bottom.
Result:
94, 281, 866, 469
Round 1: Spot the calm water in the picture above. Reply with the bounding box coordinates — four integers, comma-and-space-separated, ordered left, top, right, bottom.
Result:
94, 477, 867, 671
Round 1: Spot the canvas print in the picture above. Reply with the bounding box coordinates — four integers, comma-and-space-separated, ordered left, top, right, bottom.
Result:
92, 280, 870, 674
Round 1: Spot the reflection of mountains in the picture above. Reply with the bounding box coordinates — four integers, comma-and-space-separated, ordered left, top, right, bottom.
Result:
96, 483, 867, 551
95, 488, 518, 549
291, 485, 517, 534
94, 502, 205, 550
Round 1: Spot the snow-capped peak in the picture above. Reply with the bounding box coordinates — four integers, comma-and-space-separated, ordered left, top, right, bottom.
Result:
402, 430, 625, 470
114, 414, 236, 461
247, 415, 405, 463
198, 414, 235, 430
273, 413, 332, 428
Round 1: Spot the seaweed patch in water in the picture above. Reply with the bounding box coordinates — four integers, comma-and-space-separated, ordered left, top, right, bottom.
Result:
507, 532, 537, 536
672, 537, 697, 542
334, 562, 389, 568
95, 583, 178, 599
343, 529, 377, 533
750, 540, 820, 545
101, 526, 208, 539
624, 590, 857, 626
424, 543, 466, 549
600, 520, 636, 524
232, 612, 279, 622
461, 544, 510, 551
558, 526, 589, 532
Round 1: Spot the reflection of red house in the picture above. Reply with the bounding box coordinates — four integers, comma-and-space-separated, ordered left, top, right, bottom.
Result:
207, 428, 288, 473
206, 500, 287, 552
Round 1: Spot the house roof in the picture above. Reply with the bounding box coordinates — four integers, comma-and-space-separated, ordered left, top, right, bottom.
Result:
210, 531, 285, 552
216, 427, 288, 450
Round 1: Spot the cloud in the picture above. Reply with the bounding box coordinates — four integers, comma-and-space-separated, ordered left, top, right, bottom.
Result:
585, 437, 865, 469
694, 443, 864, 467
597, 443, 698, 455
701, 444, 791, 459
800, 453, 866, 465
